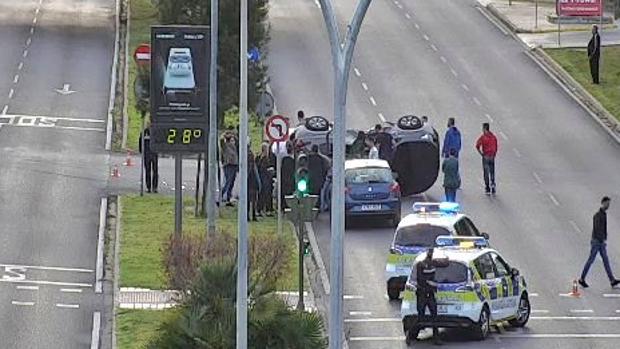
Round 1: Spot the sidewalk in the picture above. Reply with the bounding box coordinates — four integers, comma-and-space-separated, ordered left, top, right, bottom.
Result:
480, 0, 620, 48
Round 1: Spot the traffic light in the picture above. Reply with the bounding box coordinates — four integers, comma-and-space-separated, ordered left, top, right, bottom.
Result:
296, 153, 309, 196
303, 239, 311, 255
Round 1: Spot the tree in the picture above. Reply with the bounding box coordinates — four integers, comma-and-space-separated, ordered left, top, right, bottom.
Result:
149, 258, 328, 349
153, 0, 270, 125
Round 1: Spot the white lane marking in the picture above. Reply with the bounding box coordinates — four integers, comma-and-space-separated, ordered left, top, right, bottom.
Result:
414, 23, 420, 29
423, 34, 430, 41
1, 115, 104, 123
314, 0, 321, 8
430, 44, 437, 51
54, 126, 106, 132
345, 317, 400, 323
26, 37, 31, 46
0, 279, 91, 287
91, 312, 101, 349
530, 316, 620, 320
476, 6, 509, 35
369, 96, 377, 106
23, 50, 28, 58
473, 97, 481, 106
604, 294, 620, 298
12, 301, 35, 306
56, 303, 80, 309
274, 291, 308, 296
13, 75, 19, 84
361, 82, 368, 91
8, 89, 14, 99
450, 67, 458, 77
396, 3, 403, 9
500, 333, 620, 338
95, 198, 107, 293
440, 56, 447, 63
61, 288, 83, 293
461, 83, 469, 91
343, 295, 364, 300
530, 293, 539, 297
1, 105, 7, 115
548, 193, 560, 206
405, 13, 411, 19
569, 220, 582, 234
570, 309, 594, 313
18, 62, 24, 70
531, 309, 549, 314
499, 131, 509, 140
512, 148, 522, 158
350, 336, 404, 341
532, 172, 543, 184
33, 17, 37, 24
378, 113, 386, 122
30, 27, 35, 35
35, 7, 40, 15
16, 285, 38, 290
485, 113, 494, 122
353, 68, 361, 77
350, 311, 373, 316
0, 264, 93, 273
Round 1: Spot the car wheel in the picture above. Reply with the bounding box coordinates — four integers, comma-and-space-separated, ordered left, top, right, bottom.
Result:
509, 293, 531, 328
387, 282, 400, 301
472, 305, 491, 340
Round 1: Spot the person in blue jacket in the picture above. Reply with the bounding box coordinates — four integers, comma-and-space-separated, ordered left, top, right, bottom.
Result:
442, 117, 461, 158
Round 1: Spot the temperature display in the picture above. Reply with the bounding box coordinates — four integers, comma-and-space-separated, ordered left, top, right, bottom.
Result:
151, 125, 207, 153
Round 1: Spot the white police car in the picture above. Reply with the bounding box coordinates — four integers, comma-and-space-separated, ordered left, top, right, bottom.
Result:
401, 236, 530, 344
385, 202, 488, 300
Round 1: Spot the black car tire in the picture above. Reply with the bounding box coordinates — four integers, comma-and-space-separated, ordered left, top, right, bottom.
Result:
305, 116, 329, 131
387, 282, 400, 301
508, 293, 531, 328
472, 305, 491, 340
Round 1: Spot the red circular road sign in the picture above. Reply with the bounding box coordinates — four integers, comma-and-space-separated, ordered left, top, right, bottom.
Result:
265, 115, 290, 142
134, 43, 151, 65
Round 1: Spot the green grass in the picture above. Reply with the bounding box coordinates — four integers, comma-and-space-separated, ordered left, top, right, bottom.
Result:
117, 309, 177, 349
126, 0, 158, 151
120, 194, 299, 290
546, 46, 620, 121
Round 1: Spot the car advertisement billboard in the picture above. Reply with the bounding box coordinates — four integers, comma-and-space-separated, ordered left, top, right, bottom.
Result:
150, 25, 210, 153
557, 0, 602, 17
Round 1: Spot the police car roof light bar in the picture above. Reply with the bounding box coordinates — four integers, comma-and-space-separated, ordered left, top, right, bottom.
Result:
434, 235, 488, 249
412, 202, 460, 214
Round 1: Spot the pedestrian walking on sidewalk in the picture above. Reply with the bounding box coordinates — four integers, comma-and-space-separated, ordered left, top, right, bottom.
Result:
475, 123, 498, 195
442, 117, 462, 159
587, 25, 601, 84
139, 124, 158, 193
579, 197, 620, 289
220, 127, 239, 206
442, 148, 460, 202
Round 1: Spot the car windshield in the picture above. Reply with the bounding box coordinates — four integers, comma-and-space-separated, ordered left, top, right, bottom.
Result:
170, 55, 190, 63
395, 224, 450, 247
410, 261, 468, 284
345, 167, 392, 185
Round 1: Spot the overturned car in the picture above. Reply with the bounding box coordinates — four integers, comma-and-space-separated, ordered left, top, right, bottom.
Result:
290, 115, 439, 196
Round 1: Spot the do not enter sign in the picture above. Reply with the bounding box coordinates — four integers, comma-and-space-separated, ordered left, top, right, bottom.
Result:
265, 115, 290, 142
134, 43, 151, 65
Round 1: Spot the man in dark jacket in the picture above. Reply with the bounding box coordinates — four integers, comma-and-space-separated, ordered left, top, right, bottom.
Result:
139, 125, 158, 193
579, 197, 620, 288
373, 124, 395, 162
442, 118, 461, 158
587, 25, 601, 84
308, 145, 327, 197
442, 148, 460, 202
280, 142, 296, 210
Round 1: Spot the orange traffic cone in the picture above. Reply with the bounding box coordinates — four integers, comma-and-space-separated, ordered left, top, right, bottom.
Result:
111, 164, 120, 178
569, 279, 581, 297
124, 151, 133, 167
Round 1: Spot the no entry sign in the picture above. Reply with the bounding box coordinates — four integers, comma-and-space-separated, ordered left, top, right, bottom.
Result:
557, 0, 602, 17
134, 43, 151, 65
265, 115, 290, 142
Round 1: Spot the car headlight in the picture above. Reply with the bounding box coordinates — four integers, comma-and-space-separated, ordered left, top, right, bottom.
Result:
386, 264, 396, 272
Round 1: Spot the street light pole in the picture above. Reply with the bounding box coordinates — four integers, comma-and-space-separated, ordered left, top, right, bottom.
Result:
206, 0, 219, 235
236, 0, 249, 347
317, 1, 372, 348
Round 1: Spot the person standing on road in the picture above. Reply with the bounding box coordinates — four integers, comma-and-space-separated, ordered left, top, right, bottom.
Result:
579, 197, 620, 288
280, 142, 296, 210
308, 145, 327, 197
406, 248, 449, 346
297, 110, 305, 126
442, 148, 460, 202
374, 124, 395, 162
247, 147, 261, 221
475, 123, 498, 195
587, 25, 601, 84
220, 127, 239, 206
139, 124, 159, 193
368, 138, 379, 159
256, 142, 275, 217
442, 117, 461, 158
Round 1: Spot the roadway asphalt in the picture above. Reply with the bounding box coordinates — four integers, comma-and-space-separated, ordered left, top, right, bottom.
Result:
0, 0, 113, 348
270, 0, 620, 348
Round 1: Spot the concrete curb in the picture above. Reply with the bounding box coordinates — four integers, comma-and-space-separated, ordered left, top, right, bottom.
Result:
106, 0, 120, 151
486, 4, 519, 33
121, 1, 131, 150
111, 196, 121, 349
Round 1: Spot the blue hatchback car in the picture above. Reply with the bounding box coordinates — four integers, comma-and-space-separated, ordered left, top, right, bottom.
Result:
345, 159, 401, 227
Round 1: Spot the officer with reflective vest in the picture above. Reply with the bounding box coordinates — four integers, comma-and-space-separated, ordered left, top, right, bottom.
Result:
407, 248, 449, 346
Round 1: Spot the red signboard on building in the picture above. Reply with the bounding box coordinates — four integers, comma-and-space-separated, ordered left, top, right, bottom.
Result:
557, 0, 602, 17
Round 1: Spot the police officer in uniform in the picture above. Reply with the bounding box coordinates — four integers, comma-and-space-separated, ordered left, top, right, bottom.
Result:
407, 248, 449, 346
139, 124, 159, 193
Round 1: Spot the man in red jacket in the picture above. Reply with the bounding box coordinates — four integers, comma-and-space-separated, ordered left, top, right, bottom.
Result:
475, 123, 498, 195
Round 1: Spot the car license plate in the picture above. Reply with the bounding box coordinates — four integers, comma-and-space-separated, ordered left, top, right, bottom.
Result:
361, 204, 381, 211
437, 305, 449, 314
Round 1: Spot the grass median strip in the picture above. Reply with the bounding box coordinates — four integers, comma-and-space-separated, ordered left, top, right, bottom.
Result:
117, 309, 177, 349
545, 47, 620, 121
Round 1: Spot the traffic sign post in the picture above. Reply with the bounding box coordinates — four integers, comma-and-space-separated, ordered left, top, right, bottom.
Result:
134, 43, 151, 66
265, 115, 290, 236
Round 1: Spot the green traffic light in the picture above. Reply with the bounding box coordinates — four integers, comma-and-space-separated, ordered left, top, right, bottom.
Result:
297, 178, 308, 193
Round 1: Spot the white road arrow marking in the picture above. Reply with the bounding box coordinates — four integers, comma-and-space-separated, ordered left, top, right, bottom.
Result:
55, 84, 76, 95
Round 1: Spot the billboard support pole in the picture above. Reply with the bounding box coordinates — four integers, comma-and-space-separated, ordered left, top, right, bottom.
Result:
237, 0, 249, 347
535, 0, 539, 29
139, 113, 145, 197
207, 0, 219, 236
175, 155, 183, 236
